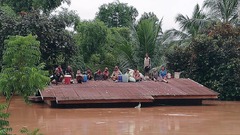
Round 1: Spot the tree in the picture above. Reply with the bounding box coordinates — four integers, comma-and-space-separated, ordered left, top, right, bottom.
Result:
134, 18, 162, 68
166, 24, 240, 100
139, 12, 159, 24
0, 104, 11, 135
0, 8, 77, 71
203, 0, 239, 24
166, 4, 209, 46
96, 1, 138, 27
0, 34, 49, 101
76, 20, 108, 63
1, 0, 70, 13
0, 5, 18, 71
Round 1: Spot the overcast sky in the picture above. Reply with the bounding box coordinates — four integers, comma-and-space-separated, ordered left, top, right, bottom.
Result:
61, 0, 205, 31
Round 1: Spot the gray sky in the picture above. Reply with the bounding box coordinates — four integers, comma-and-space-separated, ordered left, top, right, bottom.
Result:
61, 0, 204, 31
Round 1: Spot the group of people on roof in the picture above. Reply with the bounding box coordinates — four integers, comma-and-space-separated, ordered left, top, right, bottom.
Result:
50, 53, 169, 85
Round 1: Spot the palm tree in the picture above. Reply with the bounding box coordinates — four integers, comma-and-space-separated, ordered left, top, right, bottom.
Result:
203, 0, 239, 24
165, 4, 209, 47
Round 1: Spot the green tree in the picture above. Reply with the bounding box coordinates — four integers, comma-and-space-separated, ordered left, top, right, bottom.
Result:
166, 4, 209, 46
0, 34, 49, 101
0, 8, 77, 71
134, 18, 162, 68
203, 0, 239, 24
166, 24, 240, 100
0, 104, 11, 135
76, 20, 108, 63
1, 0, 70, 13
139, 12, 159, 24
106, 27, 134, 71
96, 1, 138, 27
0, 5, 18, 70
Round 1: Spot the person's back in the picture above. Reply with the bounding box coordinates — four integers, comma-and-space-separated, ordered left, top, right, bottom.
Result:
94, 69, 103, 81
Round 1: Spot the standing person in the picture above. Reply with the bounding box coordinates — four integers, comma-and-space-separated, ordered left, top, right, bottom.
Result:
103, 67, 109, 80
159, 65, 168, 83
144, 53, 151, 77
111, 66, 122, 81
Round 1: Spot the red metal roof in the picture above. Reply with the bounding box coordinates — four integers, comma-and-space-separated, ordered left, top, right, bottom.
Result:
40, 78, 218, 105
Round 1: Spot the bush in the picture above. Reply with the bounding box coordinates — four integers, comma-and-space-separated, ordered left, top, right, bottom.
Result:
166, 24, 240, 100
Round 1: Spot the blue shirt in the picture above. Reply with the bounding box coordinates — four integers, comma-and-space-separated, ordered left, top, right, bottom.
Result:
159, 69, 167, 77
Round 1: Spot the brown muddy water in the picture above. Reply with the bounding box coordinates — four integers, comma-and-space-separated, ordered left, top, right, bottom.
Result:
2, 97, 240, 135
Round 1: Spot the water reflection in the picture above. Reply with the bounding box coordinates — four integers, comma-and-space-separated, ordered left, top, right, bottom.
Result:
1, 97, 239, 135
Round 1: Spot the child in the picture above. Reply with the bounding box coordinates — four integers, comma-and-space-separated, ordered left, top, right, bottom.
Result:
159, 66, 168, 83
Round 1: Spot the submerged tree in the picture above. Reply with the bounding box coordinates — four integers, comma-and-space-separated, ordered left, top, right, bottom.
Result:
0, 104, 11, 135
0, 34, 49, 102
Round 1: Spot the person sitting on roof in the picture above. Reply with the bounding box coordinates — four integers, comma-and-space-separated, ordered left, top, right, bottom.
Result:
76, 69, 83, 83
126, 68, 135, 82
65, 66, 74, 78
158, 65, 168, 83
103, 67, 109, 80
50, 68, 63, 85
65, 65, 74, 83
111, 66, 122, 81
86, 68, 93, 80
94, 69, 103, 81
133, 67, 142, 82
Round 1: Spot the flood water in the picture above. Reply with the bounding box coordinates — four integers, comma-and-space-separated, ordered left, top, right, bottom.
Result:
2, 97, 240, 135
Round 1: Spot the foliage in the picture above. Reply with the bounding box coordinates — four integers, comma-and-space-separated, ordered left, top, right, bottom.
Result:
203, 0, 239, 24
0, 104, 11, 135
0, 7, 77, 71
76, 20, 108, 64
1, 0, 70, 13
135, 18, 162, 68
0, 35, 49, 101
165, 4, 210, 49
166, 24, 240, 100
0, 5, 18, 70
96, 1, 138, 27
139, 12, 160, 25
20, 127, 43, 135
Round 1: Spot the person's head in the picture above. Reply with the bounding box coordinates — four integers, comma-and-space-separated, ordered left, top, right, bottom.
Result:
67, 66, 71, 70
145, 53, 149, 58
87, 69, 91, 73
58, 65, 61, 68
114, 66, 118, 71
55, 68, 59, 73
105, 67, 108, 71
134, 66, 138, 71
161, 66, 165, 71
